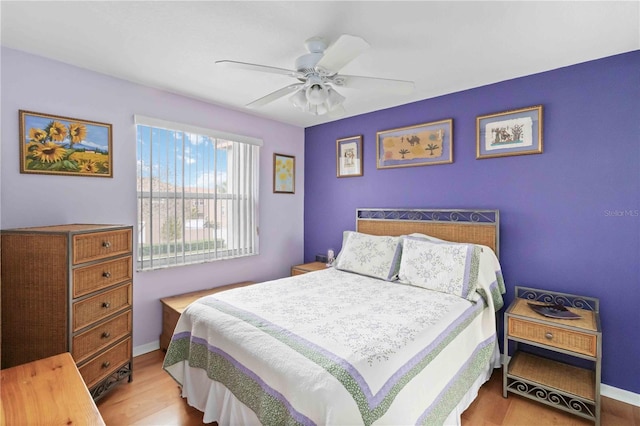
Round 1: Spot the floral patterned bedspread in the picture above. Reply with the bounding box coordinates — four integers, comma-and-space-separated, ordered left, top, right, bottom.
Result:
164, 263, 504, 425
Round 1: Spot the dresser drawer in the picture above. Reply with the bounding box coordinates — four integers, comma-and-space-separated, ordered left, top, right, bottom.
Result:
72, 229, 132, 265
508, 317, 597, 357
73, 283, 132, 332
79, 337, 131, 389
73, 256, 133, 298
72, 310, 132, 364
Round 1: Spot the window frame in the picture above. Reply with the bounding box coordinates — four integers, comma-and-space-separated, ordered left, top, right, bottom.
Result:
135, 115, 261, 271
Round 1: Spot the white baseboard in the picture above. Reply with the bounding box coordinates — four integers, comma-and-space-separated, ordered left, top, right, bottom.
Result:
138, 344, 639, 407
601, 383, 640, 407
133, 340, 160, 357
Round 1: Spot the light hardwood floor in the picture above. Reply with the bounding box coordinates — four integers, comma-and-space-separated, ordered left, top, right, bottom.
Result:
97, 350, 640, 425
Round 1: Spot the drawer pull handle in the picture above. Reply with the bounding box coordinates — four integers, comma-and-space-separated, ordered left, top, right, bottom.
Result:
102, 241, 111, 248
102, 361, 111, 369
102, 271, 111, 278
545, 332, 553, 340
101, 331, 111, 339
102, 302, 111, 308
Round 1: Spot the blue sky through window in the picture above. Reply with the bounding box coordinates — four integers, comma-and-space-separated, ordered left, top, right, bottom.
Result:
137, 125, 228, 191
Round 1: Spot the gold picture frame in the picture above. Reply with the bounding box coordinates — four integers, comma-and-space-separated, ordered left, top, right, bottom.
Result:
376, 119, 453, 169
273, 153, 295, 194
336, 135, 363, 177
19, 110, 113, 177
476, 105, 543, 159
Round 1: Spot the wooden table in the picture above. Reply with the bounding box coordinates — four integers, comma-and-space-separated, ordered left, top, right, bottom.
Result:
1, 352, 105, 426
290, 261, 328, 276
159, 281, 256, 351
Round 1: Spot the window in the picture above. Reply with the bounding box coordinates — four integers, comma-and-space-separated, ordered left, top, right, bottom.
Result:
135, 115, 261, 271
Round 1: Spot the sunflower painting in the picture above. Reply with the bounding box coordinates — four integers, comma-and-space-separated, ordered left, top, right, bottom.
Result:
273, 153, 295, 193
19, 110, 112, 177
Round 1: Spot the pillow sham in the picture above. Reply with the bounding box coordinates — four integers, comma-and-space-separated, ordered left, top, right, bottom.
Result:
334, 231, 402, 281
398, 236, 481, 300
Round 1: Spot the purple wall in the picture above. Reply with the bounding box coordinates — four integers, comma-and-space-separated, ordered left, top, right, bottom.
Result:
304, 51, 639, 394
1, 47, 306, 351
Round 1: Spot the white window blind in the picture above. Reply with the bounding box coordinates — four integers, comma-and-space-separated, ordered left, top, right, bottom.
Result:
135, 115, 261, 271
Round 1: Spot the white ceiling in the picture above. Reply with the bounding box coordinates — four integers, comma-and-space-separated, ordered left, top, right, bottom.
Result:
2, 1, 638, 128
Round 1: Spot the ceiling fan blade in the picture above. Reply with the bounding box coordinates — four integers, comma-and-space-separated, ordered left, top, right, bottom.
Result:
334, 75, 415, 95
216, 60, 303, 79
246, 84, 304, 108
316, 34, 370, 74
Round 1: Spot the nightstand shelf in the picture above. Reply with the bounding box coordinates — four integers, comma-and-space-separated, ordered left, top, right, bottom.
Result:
503, 286, 601, 425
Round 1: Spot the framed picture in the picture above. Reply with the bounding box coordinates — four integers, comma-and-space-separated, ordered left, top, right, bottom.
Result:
476, 105, 543, 159
19, 110, 113, 177
273, 153, 295, 194
376, 119, 453, 169
336, 135, 363, 177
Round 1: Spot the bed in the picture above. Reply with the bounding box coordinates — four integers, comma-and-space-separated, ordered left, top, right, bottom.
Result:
163, 208, 505, 425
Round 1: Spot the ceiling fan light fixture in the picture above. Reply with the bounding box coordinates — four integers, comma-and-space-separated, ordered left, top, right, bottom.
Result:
326, 88, 345, 110
289, 89, 308, 109
305, 83, 328, 105
310, 103, 328, 116
289, 84, 344, 115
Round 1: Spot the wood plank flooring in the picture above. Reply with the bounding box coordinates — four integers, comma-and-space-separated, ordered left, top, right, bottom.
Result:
97, 350, 640, 425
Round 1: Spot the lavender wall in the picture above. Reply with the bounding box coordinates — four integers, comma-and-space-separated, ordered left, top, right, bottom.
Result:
1, 47, 306, 350
304, 51, 639, 394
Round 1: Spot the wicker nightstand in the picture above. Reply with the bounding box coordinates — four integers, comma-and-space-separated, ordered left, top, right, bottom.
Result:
290, 261, 328, 276
503, 286, 601, 425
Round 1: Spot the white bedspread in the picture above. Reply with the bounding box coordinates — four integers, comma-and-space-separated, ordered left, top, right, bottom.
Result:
164, 262, 504, 425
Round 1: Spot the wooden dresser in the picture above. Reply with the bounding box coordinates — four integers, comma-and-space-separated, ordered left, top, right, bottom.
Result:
1, 224, 133, 401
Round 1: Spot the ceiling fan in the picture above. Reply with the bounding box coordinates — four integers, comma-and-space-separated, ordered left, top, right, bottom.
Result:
216, 34, 415, 116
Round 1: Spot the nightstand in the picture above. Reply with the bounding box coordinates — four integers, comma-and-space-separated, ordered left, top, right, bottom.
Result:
291, 261, 328, 276
503, 286, 601, 425
159, 281, 256, 351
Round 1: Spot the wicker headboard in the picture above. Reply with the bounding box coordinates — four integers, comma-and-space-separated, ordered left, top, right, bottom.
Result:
356, 208, 500, 258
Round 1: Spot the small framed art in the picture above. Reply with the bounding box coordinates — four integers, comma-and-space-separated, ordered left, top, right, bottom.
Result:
273, 153, 295, 193
376, 119, 453, 169
476, 105, 543, 159
19, 110, 113, 177
336, 135, 363, 177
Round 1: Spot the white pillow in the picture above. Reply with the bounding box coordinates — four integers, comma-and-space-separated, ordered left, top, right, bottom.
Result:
398, 237, 481, 299
334, 231, 402, 281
